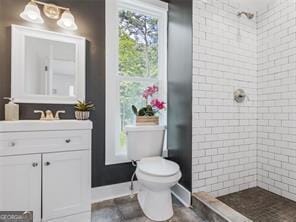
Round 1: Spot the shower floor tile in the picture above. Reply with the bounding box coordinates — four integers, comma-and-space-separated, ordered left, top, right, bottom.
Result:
218, 187, 296, 222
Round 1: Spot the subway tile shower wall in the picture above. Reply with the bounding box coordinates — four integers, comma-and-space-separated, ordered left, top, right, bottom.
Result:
193, 0, 296, 202
192, 0, 258, 197
257, 0, 296, 202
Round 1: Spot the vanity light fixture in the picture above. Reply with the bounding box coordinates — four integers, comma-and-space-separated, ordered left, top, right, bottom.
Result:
20, 0, 78, 30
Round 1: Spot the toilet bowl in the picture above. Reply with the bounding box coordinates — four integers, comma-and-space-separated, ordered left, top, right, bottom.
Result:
136, 157, 182, 221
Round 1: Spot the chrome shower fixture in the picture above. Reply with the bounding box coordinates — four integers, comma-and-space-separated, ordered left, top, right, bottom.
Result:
234, 89, 249, 103
237, 11, 255, 19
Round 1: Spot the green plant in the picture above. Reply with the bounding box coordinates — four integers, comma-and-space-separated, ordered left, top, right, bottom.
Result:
132, 105, 154, 117
74, 100, 95, 112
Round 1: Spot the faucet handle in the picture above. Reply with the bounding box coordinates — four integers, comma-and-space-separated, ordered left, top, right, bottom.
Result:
45, 110, 54, 120
34, 110, 45, 120
55, 110, 66, 120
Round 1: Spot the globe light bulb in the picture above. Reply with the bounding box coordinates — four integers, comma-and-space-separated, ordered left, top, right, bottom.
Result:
20, 1, 44, 24
57, 10, 78, 30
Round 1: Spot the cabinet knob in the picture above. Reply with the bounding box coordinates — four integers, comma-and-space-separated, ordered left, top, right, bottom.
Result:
45, 162, 51, 166
65, 139, 71, 143
8, 142, 16, 147
32, 162, 38, 167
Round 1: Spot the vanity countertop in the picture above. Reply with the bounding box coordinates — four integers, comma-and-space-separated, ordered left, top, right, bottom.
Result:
0, 120, 93, 132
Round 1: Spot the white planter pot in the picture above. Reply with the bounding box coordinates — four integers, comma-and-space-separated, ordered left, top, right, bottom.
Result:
75, 111, 90, 120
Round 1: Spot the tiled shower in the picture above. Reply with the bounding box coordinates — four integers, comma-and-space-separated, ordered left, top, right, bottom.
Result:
193, 0, 296, 203
257, 0, 296, 201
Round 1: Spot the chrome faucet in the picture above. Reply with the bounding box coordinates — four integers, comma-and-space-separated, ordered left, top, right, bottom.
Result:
34, 110, 66, 120
55, 110, 66, 120
34, 110, 46, 120
45, 110, 54, 120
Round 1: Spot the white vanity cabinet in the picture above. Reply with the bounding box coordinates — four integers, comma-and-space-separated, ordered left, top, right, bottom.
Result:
0, 154, 42, 221
42, 151, 90, 221
0, 120, 92, 222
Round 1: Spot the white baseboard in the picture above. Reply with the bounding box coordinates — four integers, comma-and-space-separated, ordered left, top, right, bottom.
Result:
171, 183, 191, 207
92, 181, 139, 203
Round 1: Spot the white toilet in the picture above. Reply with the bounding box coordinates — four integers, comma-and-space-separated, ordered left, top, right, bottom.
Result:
125, 125, 182, 221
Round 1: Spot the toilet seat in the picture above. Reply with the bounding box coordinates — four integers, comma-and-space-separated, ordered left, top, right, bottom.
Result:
136, 168, 182, 185
138, 157, 180, 177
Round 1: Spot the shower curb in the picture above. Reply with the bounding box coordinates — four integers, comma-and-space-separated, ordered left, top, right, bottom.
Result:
192, 192, 253, 222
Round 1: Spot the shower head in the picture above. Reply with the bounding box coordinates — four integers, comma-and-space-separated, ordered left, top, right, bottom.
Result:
237, 11, 255, 19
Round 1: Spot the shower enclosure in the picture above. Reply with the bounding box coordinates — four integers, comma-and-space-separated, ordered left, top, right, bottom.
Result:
192, 0, 296, 221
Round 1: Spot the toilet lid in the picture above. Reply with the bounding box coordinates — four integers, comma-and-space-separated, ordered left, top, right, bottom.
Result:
138, 157, 180, 177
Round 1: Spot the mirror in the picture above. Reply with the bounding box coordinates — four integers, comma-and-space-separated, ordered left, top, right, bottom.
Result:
11, 25, 85, 104
25, 37, 76, 97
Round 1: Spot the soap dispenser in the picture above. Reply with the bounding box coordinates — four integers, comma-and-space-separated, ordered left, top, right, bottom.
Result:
4, 97, 19, 121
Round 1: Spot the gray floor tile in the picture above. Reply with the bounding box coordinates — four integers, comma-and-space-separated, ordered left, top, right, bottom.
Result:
114, 195, 138, 205
91, 207, 122, 222
91, 199, 122, 222
117, 200, 145, 220
92, 199, 115, 209
92, 194, 206, 222
170, 207, 206, 222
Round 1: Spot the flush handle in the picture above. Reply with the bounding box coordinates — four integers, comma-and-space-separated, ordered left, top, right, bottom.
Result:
8, 142, 16, 147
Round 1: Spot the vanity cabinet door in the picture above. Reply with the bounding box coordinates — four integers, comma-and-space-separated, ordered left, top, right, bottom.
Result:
42, 151, 90, 221
0, 154, 42, 222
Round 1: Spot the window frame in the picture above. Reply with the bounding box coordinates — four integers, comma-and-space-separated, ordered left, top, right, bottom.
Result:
106, 0, 168, 165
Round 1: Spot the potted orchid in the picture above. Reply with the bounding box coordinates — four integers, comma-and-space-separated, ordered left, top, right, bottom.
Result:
132, 85, 166, 125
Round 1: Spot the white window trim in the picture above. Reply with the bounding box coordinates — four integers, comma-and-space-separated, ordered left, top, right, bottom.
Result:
106, 0, 168, 165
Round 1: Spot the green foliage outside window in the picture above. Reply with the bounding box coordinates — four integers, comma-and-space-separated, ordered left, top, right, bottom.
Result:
119, 10, 159, 78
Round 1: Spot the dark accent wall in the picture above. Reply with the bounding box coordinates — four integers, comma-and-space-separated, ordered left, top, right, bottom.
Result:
0, 0, 134, 188
0, 0, 192, 190
166, 0, 193, 191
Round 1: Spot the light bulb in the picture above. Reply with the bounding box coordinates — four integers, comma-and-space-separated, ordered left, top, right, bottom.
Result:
57, 10, 78, 30
27, 12, 38, 20
20, 1, 44, 24
63, 19, 72, 27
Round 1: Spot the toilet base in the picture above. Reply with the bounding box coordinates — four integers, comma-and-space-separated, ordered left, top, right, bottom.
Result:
138, 186, 173, 221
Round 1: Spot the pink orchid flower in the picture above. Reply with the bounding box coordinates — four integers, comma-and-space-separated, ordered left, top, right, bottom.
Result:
150, 99, 166, 110
143, 85, 159, 99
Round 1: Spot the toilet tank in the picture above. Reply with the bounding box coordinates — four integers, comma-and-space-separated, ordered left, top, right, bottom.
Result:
125, 125, 166, 161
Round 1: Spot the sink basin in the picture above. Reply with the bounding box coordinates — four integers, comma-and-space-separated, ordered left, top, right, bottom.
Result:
0, 120, 93, 132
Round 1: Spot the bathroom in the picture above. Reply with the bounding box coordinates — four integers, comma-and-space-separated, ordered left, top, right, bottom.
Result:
0, 0, 296, 221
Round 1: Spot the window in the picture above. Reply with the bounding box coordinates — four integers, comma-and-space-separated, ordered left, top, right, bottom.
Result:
106, 0, 168, 164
